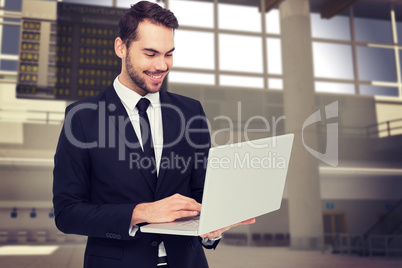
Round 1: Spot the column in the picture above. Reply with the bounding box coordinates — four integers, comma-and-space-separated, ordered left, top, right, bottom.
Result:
279, 0, 323, 249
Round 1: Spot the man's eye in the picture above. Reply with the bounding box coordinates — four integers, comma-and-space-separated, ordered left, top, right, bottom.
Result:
145, 54, 155, 57
166, 54, 173, 57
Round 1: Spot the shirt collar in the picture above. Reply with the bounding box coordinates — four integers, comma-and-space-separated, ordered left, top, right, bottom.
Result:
113, 76, 160, 110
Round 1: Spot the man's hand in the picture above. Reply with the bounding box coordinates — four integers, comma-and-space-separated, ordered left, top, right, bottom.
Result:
131, 193, 201, 226
200, 218, 256, 240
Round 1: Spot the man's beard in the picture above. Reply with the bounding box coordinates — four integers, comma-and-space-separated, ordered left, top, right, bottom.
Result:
125, 54, 166, 94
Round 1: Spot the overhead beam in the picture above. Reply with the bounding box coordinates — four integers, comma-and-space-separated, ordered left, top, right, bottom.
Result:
320, 0, 359, 19
262, 0, 285, 13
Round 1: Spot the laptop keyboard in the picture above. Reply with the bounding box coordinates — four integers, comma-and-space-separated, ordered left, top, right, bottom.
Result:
178, 220, 199, 227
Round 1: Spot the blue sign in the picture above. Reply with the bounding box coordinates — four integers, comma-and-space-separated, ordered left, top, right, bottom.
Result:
385, 203, 393, 210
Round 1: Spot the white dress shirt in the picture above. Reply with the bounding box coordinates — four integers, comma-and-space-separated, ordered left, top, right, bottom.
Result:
113, 77, 167, 258
113, 76, 163, 175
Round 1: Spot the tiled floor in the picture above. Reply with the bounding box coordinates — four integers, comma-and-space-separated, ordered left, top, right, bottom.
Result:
0, 243, 401, 268
206, 245, 402, 268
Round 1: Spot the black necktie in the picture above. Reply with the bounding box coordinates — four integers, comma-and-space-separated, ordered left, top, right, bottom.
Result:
136, 98, 157, 182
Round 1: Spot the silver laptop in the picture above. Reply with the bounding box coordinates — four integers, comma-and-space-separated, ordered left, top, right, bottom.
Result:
140, 133, 294, 236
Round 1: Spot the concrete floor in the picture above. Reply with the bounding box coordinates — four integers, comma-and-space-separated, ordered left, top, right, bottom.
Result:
0, 243, 401, 268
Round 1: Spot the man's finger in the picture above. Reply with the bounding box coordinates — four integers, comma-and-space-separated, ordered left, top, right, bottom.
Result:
200, 226, 230, 239
173, 210, 199, 219
230, 218, 256, 227
200, 218, 256, 238
239, 218, 256, 224
169, 197, 201, 212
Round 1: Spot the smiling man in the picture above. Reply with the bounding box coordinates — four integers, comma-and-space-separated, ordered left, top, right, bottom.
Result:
53, 1, 253, 268
116, 18, 175, 95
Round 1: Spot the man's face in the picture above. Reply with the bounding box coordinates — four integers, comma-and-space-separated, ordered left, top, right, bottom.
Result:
119, 21, 174, 96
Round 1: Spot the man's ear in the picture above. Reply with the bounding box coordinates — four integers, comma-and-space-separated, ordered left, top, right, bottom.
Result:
114, 37, 126, 59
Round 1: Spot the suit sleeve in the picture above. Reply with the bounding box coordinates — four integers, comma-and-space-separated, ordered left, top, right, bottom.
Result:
189, 101, 211, 204
52, 107, 136, 241
188, 102, 220, 250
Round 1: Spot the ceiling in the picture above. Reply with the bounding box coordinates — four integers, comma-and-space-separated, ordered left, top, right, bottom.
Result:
189, 0, 402, 19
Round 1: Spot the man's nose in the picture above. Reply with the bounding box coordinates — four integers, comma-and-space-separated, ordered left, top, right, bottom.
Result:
155, 56, 168, 71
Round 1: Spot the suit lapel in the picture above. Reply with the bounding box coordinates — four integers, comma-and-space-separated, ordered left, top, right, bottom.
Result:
156, 91, 181, 193
104, 85, 156, 193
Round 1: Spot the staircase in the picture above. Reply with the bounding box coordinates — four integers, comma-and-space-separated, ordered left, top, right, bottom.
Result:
362, 199, 402, 256
364, 199, 402, 237
332, 199, 402, 257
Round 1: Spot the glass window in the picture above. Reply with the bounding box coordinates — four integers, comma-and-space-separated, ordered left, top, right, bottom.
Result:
3, 18, 21, 23
267, 38, 282, 75
353, 1, 392, 44
394, 4, 402, 45
310, 13, 351, 41
169, 71, 215, 85
5, 0, 22, 11
174, 30, 214, 70
315, 81, 355, 94
0, 60, 18, 71
312, 42, 354, 80
220, 75, 263, 89
397, 24, 402, 45
354, 18, 392, 44
219, 34, 263, 73
219, 3, 261, 33
360, 85, 399, 97
268, 78, 283, 90
357, 46, 396, 82
266, 8, 280, 34
1, 25, 20, 55
170, 0, 213, 28
398, 50, 402, 80
63, 0, 112, 6
117, 0, 164, 8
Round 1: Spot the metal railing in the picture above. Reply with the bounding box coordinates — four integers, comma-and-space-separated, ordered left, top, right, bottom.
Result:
316, 118, 402, 138
329, 233, 402, 257
0, 108, 64, 124
366, 118, 402, 138
0, 106, 402, 139
364, 199, 402, 238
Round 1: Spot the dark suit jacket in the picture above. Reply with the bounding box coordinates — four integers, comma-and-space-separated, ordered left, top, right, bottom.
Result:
53, 84, 215, 268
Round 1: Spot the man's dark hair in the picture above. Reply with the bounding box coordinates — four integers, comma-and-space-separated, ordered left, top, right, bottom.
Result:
118, 1, 179, 49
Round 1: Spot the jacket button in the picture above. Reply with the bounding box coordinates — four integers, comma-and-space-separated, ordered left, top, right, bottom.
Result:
151, 241, 158, 247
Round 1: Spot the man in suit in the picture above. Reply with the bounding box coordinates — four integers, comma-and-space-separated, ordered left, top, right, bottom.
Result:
53, 1, 253, 267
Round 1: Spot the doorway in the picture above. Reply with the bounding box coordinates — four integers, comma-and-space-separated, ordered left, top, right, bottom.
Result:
323, 212, 347, 244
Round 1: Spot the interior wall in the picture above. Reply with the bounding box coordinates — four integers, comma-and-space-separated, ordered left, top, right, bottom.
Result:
0, 83, 67, 113
375, 101, 402, 136
243, 198, 398, 236
169, 84, 378, 135
0, 83, 400, 240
